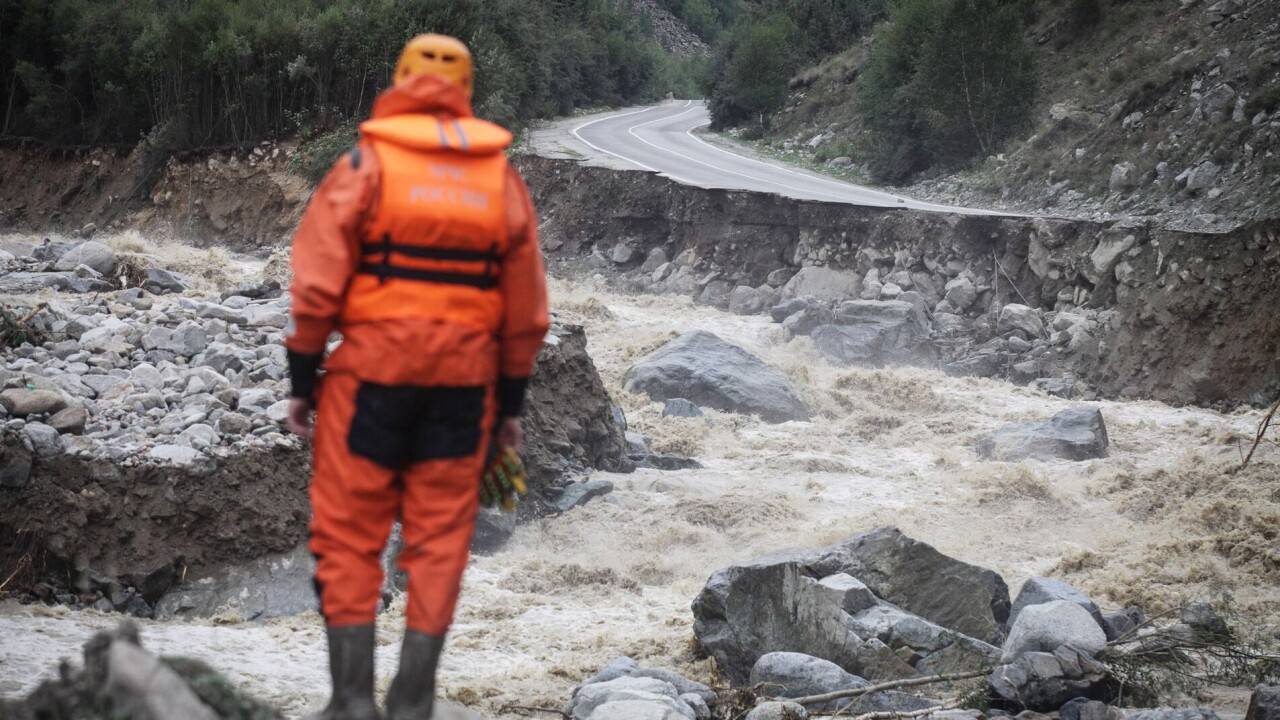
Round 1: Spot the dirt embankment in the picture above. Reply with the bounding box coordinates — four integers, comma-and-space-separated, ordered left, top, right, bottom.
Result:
0, 145, 310, 253
517, 155, 1280, 407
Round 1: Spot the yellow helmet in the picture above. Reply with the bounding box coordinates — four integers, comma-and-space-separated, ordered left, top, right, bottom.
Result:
394, 34, 474, 99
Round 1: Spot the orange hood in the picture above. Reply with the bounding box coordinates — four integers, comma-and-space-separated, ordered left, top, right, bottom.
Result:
362, 74, 511, 154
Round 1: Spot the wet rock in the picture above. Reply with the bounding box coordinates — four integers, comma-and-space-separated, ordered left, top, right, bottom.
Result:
624, 331, 808, 423
729, 286, 776, 316
583, 657, 642, 686
0, 388, 68, 417
1246, 685, 1280, 720
692, 528, 1009, 684
662, 398, 704, 418
1002, 600, 1108, 662
811, 300, 934, 368
1101, 607, 1145, 641
682, 693, 711, 719
570, 676, 696, 720
1126, 710, 1222, 720
143, 268, 192, 295
977, 407, 1109, 461
55, 241, 118, 275
553, 479, 615, 512
746, 701, 809, 720
783, 303, 834, 338
154, 544, 317, 621
1010, 576, 1106, 631
472, 508, 517, 555
781, 267, 862, 302
1180, 602, 1230, 640
1061, 699, 1122, 720
747, 652, 933, 714
988, 646, 1113, 710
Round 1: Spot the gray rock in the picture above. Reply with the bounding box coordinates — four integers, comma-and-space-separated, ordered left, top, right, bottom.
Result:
1109, 162, 1138, 192
944, 276, 978, 311
1125, 710, 1220, 720
266, 399, 292, 424
570, 676, 693, 720
130, 363, 164, 391
746, 701, 808, 720
624, 331, 808, 423
1010, 577, 1106, 631
611, 244, 639, 265
148, 444, 205, 467
692, 528, 1009, 684
783, 304, 834, 338
23, 422, 64, 458
1246, 685, 1280, 720
154, 544, 318, 621
749, 653, 878, 712
1185, 161, 1221, 192
811, 299, 934, 368
681, 693, 711, 719
55, 241, 117, 275
988, 646, 1112, 710
48, 406, 89, 434
0, 432, 34, 488
729, 286, 771, 316
1002, 600, 1108, 662
641, 249, 670, 274
554, 480, 615, 512
0, 271, 113, 294
977, 407, 1109, 462
999, 304, 1046, 339
631, 669, 715, 706
0, 388, 68, 417
1180, 602, 1230, 639
106, 639, 218, 720
1101, 607, 1145, 641
581, 657, 642, 687
586, 700, 692, 720
472, 507, 516, 555
662, 398, 704, 418
781, 267, 862, 302
177, 423, 218, 450
770, 298, 814, 323
143, 268, 191, 294
216, 413, 252, 436
1061, 699, 1122, 720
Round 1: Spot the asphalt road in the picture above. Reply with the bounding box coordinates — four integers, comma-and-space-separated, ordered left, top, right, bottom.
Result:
530, 99, 1004, 215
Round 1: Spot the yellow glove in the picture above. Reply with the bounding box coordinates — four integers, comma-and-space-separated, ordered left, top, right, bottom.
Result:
479, 448, 528, 512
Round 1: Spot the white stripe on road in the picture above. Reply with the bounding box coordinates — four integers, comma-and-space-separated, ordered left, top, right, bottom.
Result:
570, 104, 700, 185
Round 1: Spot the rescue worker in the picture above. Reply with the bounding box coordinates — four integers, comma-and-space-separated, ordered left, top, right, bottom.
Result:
283, 33, 550, 720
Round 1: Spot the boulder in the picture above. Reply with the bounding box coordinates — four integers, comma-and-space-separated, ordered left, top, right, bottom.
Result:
23, 422, 64, 458
810, 300, 935, 368
988, 645, 1113, 710
1010, 577, 1106, 631
692, 528, 1008, 684
553, 479, 615, 512
624, 331, 808, 423
143, 268, 192, 295
977, 407, 1109, 462
569, 676, 695, 720
1002, 600, 1107, 662
0, 388, 68, 417
1101, 607, 1145, 641
781, 267, 862, 302
944, 276, 978, 311
48, 406, 89, 434
999, 305, 1046, 339
55, 241, 118, 275
106, 637, 219, 720
749, 652, 936, 714
154, 544, 317, 621
1180, 602, 1230, 640
729, 286, 776, 316
1184, 161, 1220, 192
1109, 163, 1138, 192
1246, 685, 1280, 720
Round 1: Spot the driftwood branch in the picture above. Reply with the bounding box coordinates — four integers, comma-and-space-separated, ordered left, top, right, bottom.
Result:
1240, 396, 1279, 469
783, 669, 991, 708
819, 700, 962, 720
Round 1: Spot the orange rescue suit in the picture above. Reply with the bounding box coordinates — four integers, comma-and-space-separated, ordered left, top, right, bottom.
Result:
285, 75, 549, 635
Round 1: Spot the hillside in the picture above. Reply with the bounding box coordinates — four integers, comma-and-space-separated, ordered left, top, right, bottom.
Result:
759, 0, 1280, 229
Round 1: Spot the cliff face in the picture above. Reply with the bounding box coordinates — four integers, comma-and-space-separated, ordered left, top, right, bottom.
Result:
518, 155, 1280, 406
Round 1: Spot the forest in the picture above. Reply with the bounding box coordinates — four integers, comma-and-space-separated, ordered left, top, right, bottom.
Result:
0, 0, 679, 150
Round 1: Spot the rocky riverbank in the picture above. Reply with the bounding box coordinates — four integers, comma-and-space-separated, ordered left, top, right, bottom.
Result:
0, 233, 630, 619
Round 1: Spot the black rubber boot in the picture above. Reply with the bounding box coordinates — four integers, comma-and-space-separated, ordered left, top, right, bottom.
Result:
308, 625, 382, 720
384, 631, 446, 719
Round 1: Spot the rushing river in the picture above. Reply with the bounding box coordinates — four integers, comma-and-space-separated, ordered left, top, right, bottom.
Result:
1, 269, 1276, 718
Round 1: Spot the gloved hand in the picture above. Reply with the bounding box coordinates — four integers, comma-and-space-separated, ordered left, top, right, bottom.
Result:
479, 447, 528, 512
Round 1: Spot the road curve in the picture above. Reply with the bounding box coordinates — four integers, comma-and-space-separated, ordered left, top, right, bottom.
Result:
528, 99, 1007, 215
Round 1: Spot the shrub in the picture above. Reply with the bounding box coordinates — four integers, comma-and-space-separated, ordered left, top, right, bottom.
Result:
855, 0, 1038, 182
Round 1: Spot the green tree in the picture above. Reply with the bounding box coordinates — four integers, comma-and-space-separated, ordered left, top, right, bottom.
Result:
856, 0, 1037, 181
708, 11, 803, 128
